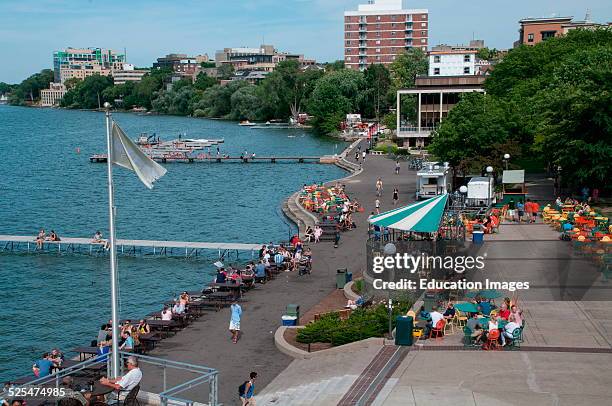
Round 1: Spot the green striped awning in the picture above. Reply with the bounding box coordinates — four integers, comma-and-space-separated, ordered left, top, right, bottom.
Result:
368, 194, 448, 233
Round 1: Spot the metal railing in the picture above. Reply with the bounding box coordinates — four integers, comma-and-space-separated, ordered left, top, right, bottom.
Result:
2, 351, 219, 406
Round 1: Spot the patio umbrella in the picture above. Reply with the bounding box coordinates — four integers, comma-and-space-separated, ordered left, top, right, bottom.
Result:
369, 194, 449, 233
455, 302, 478, 313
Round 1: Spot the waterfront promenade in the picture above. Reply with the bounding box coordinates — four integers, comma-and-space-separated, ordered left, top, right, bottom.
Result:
139, 140, 417, 404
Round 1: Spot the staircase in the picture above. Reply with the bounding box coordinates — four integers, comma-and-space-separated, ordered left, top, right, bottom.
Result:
257, 374, 359, 406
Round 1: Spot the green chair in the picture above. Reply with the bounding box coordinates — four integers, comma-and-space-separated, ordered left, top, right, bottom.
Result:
519, 320, 526, 342
463, 326, 474, 348
509, 328, 522, 350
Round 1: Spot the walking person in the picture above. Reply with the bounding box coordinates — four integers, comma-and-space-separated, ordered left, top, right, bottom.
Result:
355, 151, 359, 162
375, 198, 381, 214
229, 300, 242, 344
392, 188, 399, 206
362, 150, 366, 162
238, 372, 257, 405
375, 178, 383, 197
395, 160, 400, 175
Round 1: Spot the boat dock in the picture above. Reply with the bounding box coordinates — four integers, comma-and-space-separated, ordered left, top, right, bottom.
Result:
90, 155, 331, 164
0, 235, 262, 259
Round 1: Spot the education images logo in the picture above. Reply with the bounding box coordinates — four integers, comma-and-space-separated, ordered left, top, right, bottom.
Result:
371, 252, 530, 292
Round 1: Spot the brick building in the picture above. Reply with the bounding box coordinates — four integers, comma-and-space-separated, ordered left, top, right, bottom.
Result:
344, 0, 429, 71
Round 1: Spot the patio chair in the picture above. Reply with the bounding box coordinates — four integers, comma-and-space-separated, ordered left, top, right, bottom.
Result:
463, 326, 474, 348
455, 311, 467, 328
484, 329, 502, 350
430, 319, 445, 340
508, 328, 522, 350
443, 317, 455, 335
120, 385, 141, 406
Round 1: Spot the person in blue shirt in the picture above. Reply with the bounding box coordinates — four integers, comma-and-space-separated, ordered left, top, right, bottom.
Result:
229, 301, 242, 344
33, 353, 55, 377
255, 261, 266, 281
120, 331, 134, 351
96, 342, 110, 362
239, 372, 257, 405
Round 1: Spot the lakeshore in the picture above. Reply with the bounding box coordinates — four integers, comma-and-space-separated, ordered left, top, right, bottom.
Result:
0, 105, 347, 384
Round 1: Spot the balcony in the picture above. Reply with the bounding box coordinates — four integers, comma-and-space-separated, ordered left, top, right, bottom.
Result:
397, 125, 437, 138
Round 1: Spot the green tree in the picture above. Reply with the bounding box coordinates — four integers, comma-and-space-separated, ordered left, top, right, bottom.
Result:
193, 72, 217, 91
60, 74, 113, 109
229, 85, 262, 120
361, 64, 391, 121
476, 47, 499, 60
307, 69, 365, 134
217, 64, 234, 80
8, 69, 54, 105
0, 82, 15, 94
388, 48, 428, 90
325, 60, 345, 72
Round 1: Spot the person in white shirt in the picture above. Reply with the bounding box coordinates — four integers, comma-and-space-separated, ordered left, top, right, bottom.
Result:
430, 306, 444, 332
488, 314, 499, 331
161, 307, 173, 321
100, 356, 142, 399
502, 321, 520, 346
172, 301, 185, 315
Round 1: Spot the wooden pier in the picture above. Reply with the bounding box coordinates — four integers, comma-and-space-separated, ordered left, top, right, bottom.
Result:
89, 154, 331, 164
0, 235, 262, 260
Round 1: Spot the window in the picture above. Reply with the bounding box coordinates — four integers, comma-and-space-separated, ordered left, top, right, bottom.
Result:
347, 57, 352, 61
464, 67, 470, 74
392, 23, 396, 28
464, 54, 471, 62
541, 31, 556, 40
346, 40, 351, 46
391, 31, 396, 36
421, 38, 426, 43
422, 14, 427, 19
421, 31, 426, 36
434, 68, 440, 75
391, 15, 396, 21
376, 23, 381, 29
434, 55, 440, 63
377, 15, 381, 21
376, 40, 381, 45
376, 48, 381, 53
527, 33, 534, 42
376, 55, 381, 60
421, 22, 426, 27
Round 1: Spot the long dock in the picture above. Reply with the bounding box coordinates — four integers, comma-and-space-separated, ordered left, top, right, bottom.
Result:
0, 235, 262, 259
89, 155, 331, 164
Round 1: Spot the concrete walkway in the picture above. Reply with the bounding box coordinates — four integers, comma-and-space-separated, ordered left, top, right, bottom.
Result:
140, 142, 416, 404
373, 350, 612, 405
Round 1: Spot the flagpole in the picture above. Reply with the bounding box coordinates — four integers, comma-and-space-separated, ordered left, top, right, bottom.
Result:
104, 102, 121, 378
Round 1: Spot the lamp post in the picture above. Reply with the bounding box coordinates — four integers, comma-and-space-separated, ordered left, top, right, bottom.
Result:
486, 166, 494, 207
383, 242, 397, 339
503, 153, 510, 170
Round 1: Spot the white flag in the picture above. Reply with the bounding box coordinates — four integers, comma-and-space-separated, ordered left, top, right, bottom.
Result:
111, 122, 167, 189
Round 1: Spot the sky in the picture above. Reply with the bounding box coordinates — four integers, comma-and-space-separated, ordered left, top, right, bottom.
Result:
0, 0, 610, 83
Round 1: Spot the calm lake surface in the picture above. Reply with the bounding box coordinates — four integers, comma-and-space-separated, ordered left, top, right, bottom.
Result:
0, 105, 346, 381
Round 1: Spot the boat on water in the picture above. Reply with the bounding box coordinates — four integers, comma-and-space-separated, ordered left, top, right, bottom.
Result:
238, 120, 256, 126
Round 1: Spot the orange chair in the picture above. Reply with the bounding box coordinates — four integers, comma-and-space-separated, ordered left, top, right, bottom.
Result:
430, 319, 446, 340
485, 329, 502, 350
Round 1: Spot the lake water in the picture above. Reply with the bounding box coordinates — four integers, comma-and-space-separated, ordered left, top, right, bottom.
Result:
0, 105, 346, 382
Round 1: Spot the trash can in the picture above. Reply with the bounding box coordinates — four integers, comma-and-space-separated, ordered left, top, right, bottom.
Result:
281, 315, 297, 326
286, 304, 300, 324
336, 268, 347, 289
395, 316, 414, 346
472, 231, 484, 244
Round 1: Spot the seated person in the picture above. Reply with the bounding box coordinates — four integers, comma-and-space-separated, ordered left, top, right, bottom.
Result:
119, 331, 134, 351
49, 348, 64, 365
443, 303, 456, 320
346, 296, 365, 310
478, 300, 493, 316
137, 319, 150, 335
215, 268, 227, 283
466, 313, 484, 344
417, 306, 433, 336
32, 352, 56, 377
96, 341, 110, 362
179, 292, 190, 306
100, 356, 142, 399
49, 230, 61, 242
161, 307, 173, 321
172, 300, 185, 315
60, 376, 89, 406
429, 306, 444, 334
255, 261, 267, 280
498, 303, 510, 320
501, 320, 521, 346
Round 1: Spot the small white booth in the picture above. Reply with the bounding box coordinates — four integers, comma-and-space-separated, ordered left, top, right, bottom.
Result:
416, 162, 451, 200
466, 176, 495, 206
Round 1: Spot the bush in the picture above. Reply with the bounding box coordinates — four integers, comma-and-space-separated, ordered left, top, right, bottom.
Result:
296, 301, 413, 346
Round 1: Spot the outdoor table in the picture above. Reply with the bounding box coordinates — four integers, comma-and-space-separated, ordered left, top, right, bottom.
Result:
71, 346, 99, 361
455, 302, 478, 313
138, 332, 162, 351
147, 319, 180, 336
478, 289, 503, 300
90, 381, 115, 397
209, 282, 245, 298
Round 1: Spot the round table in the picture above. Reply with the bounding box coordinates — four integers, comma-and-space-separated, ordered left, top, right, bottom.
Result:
90, 381, 115, 397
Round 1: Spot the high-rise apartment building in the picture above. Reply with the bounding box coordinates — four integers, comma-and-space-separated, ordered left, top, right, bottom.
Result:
53, 47, 125, 83
344, 0, 429, 71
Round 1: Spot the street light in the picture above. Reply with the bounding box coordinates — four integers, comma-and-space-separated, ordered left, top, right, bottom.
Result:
503, 153, 510, 170
383, 243, 397, 339
459, 185, 468, 207
486, 166, 494, 207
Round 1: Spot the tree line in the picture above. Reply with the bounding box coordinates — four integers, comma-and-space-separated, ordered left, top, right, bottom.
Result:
3, 50, 428, 135
429, 28, 612, 190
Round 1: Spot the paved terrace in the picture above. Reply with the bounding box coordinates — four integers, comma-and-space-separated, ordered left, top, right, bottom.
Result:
140, 140, 417, 404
